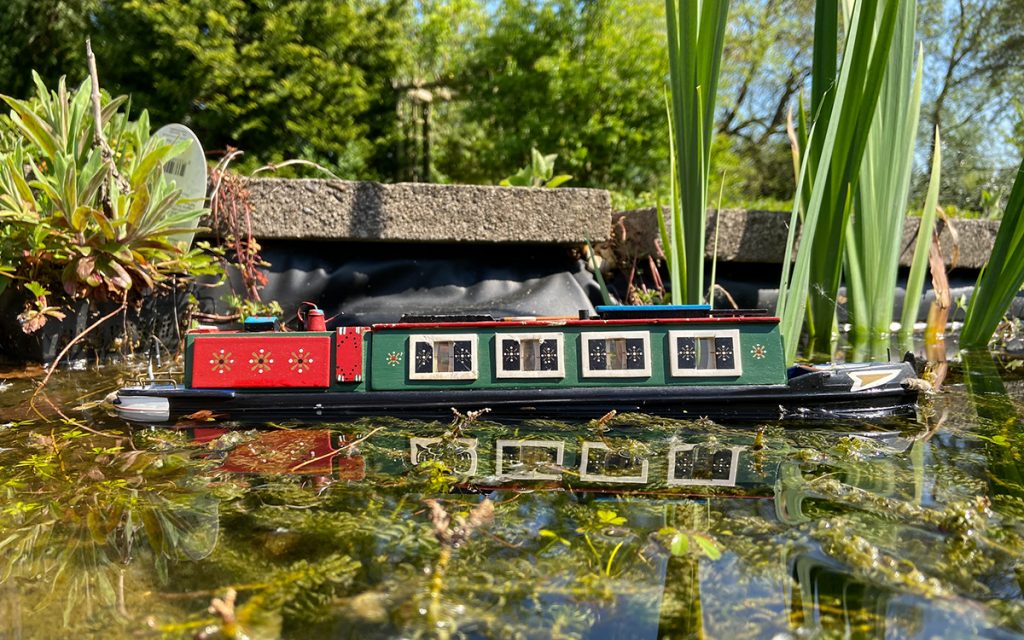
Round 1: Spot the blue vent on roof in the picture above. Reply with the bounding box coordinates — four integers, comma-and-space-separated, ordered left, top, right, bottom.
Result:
596, 305, 711, 313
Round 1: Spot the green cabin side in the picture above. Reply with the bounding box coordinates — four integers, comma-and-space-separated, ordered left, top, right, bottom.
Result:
365, 320, 786, 391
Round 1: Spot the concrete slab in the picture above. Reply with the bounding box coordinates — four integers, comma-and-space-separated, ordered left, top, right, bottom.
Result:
613, 207, 997, 269
230, 178, 612, 244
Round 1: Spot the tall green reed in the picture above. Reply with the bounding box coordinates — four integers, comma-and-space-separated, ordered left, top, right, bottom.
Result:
662, 0, 729, 305
899, 128, 942, 340
843, 0, 923, 342
959, 157, 1024, 349
777, 0, 900, 363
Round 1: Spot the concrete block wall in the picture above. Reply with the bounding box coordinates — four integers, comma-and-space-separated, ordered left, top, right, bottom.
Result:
217, 178, 999, 271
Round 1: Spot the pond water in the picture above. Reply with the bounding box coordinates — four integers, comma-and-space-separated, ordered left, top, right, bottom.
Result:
1, 352, 1023, 639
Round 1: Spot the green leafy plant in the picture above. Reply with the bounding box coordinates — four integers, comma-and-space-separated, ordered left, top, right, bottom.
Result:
0, 71, 215, 334
15, 281, 66, 333
661, 0, 730, 305
537, 507, 633, 577
499, 148, 572, 188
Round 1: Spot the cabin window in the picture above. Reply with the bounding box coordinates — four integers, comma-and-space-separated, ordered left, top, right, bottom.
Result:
668, 329, 742, 377
408, 334, 477, 380
580, 331, 651, 378
496, 333, 564, 378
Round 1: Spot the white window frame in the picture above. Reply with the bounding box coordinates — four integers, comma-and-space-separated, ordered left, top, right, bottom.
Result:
495, 333, 565, 379
494, 439, 564, 480
667, 329, 742, 377
666, 444, 745, 487
580, 330, 652, 378
408, 334, 478, 381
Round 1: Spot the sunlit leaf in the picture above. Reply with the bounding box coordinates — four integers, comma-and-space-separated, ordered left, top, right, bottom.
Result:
670, 532, 689, 556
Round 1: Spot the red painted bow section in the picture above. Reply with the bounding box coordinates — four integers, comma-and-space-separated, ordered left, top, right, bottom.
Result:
191, 334, 332, 388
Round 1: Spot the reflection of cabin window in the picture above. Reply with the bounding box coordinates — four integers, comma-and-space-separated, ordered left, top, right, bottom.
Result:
668, 329, 742, 377
667, 444, 744, 487
579, 441, 649, 484
409, 335, 477, 380
495, 439, 564, 480
409, 437, 478, 475
580, 331, 651, 378
496, 334, 564, 378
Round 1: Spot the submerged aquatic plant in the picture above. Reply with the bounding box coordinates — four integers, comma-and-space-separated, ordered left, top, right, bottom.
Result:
0, 427, 219, 624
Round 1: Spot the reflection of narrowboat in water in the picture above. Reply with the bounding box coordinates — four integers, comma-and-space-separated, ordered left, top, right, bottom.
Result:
190, 427, 764, 492
115, 305, 921, 424
195, 426, 915, 504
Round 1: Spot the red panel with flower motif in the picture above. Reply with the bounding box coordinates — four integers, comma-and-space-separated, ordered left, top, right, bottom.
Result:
191, 335, 331, 388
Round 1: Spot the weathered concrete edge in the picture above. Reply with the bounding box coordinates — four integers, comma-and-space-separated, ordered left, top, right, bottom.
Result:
612, 207, 998, 270
216, 177, 613, 244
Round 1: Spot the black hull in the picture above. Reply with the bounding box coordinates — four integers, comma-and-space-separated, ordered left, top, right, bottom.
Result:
116, 383, 919, 424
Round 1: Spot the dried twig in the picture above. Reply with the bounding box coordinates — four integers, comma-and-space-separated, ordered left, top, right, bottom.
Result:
85, 38, 130, 205
31, 297, 128, 399
251, 158, 340, 179
289, 426, 383, 473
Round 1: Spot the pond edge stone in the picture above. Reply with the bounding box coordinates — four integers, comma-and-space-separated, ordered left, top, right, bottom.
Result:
220, 178, 613, 244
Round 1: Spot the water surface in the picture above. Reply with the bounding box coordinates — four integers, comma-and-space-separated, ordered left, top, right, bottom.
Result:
1, 354, 1023, 639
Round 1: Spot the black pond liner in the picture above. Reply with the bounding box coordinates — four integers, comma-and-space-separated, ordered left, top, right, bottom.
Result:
184, 243, 1022, 334
194, 240, 607, 328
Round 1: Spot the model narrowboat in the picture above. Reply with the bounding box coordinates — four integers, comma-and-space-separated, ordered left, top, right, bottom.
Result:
113, 305, 923, 424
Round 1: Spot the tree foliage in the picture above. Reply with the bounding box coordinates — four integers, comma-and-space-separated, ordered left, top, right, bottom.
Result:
0, 0, 1020, 209
0, 0, 97, 98
91, 0, 407, 177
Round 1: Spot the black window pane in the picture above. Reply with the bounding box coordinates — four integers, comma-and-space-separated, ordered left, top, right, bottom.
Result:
674, 448, 696, 480
625, 338, 645, 370
588, 339, 607, 370
540, 339, 559, 371
677, 337, 696, 369
712, 450, 733, 480
414, 342, 433, 374
453, 341, 473, 372
714, 337, 735, 370
502, 340, 521, 371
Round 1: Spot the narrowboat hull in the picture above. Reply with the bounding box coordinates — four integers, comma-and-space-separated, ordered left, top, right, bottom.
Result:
112, 306, 924, 425
115, 362, 920, 424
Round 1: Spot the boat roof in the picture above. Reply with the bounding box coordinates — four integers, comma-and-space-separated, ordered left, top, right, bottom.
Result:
372, 309, 779, 331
